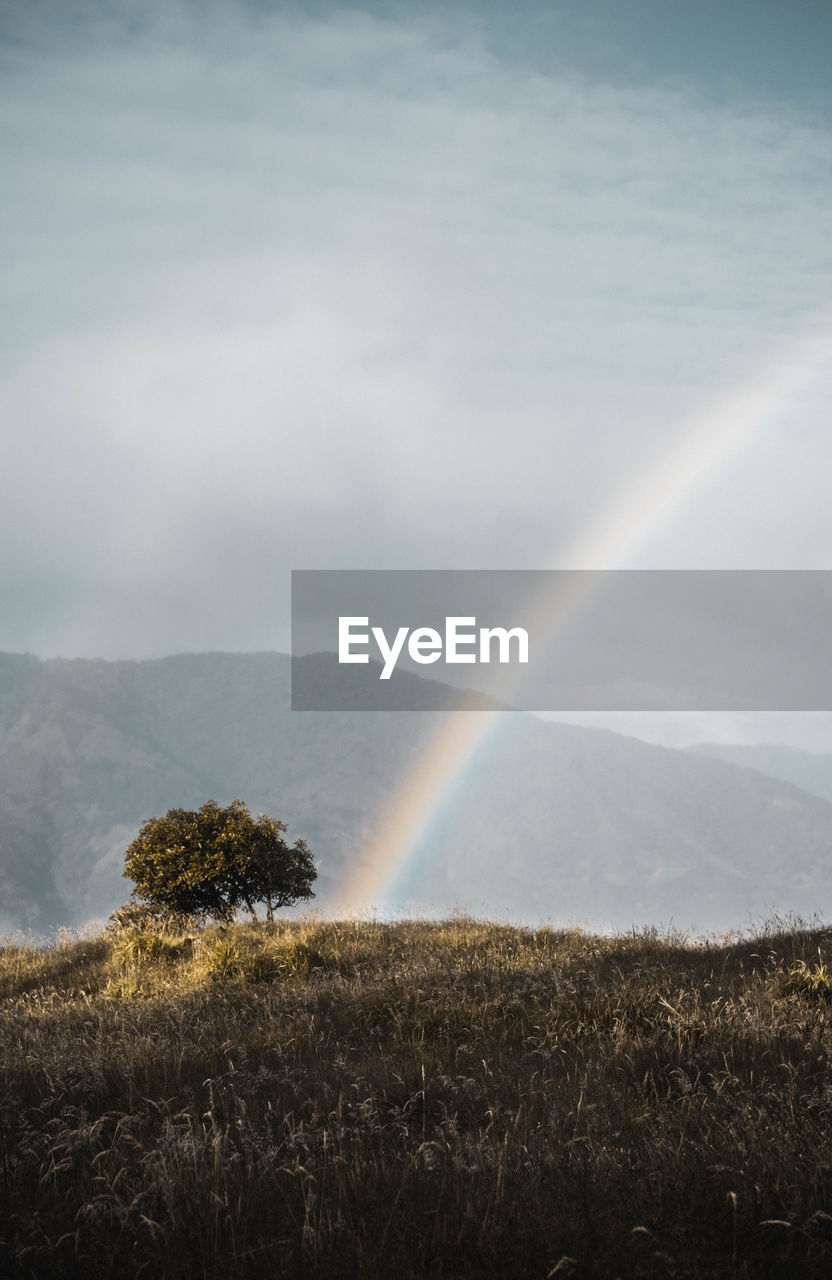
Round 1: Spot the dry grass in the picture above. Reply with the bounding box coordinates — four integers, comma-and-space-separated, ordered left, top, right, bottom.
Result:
2, 915, 832, 1277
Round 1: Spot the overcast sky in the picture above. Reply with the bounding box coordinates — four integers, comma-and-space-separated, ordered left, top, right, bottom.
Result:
3, 0, 832, 746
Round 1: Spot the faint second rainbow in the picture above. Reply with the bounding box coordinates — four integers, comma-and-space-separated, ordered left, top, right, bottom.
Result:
332, 320, 832, 915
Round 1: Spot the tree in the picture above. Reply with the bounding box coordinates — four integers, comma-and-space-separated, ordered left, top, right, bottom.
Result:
123, 798, 316, 923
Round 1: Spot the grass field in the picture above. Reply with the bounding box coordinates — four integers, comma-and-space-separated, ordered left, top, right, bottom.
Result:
2, 915, 832, 1277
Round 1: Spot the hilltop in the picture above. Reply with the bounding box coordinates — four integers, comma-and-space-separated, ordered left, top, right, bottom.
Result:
2, 916, 832, 1277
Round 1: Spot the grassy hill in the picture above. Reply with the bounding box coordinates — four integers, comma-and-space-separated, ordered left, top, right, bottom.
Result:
3, 917, 832, 1277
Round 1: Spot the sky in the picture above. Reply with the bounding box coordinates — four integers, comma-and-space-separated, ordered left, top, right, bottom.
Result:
2, 0, 832, 747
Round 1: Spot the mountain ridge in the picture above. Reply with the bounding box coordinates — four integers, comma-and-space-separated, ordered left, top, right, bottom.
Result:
686, 741, 832, 805
2, 651, 832, 933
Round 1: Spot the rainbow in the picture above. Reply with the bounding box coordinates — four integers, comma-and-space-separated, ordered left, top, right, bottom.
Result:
333, 320, 832, 915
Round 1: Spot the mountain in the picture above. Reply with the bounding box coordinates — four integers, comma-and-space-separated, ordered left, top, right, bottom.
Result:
2, 651, 832, 934
687, 742, 832, 805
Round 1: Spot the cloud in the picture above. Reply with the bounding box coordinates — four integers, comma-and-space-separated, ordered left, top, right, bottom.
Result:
2, 1, 832, 657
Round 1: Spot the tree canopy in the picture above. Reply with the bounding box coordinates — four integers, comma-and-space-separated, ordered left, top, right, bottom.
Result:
123, 799, 316, 922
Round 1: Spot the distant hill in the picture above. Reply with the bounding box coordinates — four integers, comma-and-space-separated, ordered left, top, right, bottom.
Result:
687, 741, 832, 805
2, 651, 832, 933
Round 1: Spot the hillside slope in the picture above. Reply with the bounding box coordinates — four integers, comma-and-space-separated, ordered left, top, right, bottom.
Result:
688, 741, 832, 805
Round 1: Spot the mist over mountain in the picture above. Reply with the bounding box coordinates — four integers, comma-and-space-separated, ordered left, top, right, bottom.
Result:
687, 742, 832, 805
2, 651, 832, 935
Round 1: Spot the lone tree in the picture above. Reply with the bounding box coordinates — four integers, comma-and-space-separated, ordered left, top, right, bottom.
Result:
123, 798, 316, 923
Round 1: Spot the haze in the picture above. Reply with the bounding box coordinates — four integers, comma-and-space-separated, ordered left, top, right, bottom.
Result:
3, 0, 832, 748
